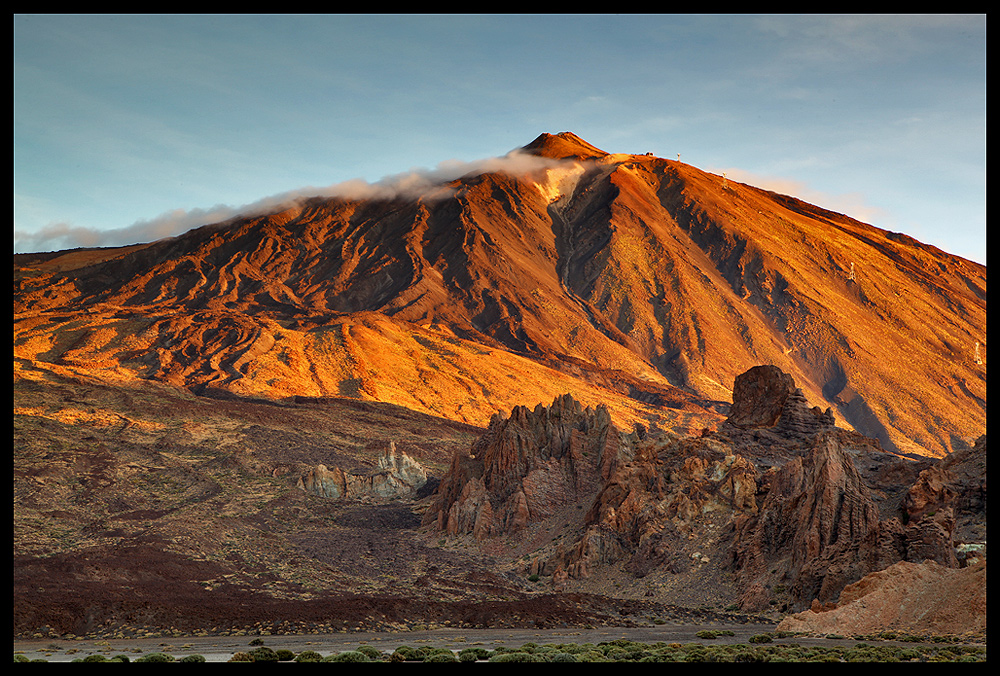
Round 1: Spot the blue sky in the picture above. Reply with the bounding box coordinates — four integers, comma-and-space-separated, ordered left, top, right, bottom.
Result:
14, 14, 986, 264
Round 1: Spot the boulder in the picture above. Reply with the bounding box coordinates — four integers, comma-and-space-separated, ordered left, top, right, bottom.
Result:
725, 364, 834, 437
725, 365, 795, 429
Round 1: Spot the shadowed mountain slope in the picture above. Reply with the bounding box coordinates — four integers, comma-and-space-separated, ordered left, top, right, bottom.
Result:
14, 132, 986, 457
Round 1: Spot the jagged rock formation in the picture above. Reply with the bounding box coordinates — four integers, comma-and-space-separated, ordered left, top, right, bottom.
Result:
728, 432, 903, 610
297, 442, 428, 500
429, 366, 987, 617
424, 394, 636, 539
542, 434, 763, 581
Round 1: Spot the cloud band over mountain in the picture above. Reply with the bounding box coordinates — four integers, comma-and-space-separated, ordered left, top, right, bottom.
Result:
14, 150, 577, 254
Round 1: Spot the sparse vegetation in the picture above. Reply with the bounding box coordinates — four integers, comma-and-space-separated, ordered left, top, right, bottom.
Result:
12, 636, 987, 663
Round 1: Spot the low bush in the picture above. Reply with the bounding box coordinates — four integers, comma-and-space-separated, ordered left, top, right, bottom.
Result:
489, 651, 543, 662
324, 650, 371, 662
355, 645, 383, 661
458, 647, 492, 662
136, 652, 176, 662
81, 654, 110, 662
293, 650, 323, 663
424, 652, 459, 662
550, 652, 579, 662
249, 646, 279, 662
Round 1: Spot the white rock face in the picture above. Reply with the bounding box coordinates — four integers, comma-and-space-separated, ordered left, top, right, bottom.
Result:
297, 442, 427, 500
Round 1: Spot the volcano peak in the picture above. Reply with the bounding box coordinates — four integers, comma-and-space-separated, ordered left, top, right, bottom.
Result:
522, 131, 609, 160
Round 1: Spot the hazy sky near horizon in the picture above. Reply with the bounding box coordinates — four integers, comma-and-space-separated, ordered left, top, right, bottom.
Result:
14, 14, 986, 264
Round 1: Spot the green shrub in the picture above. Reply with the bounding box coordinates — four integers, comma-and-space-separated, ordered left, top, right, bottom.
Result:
81, 654, 110, 662
550, 652, 579, 662
458, 647, 492, 662
390, 646, 418, 661
748, 634, 773, 643
249, 646, 279, 662
489, 651, 542, 662
137, 652, 176, 662
424, 652, 459, 662
603, 645, 645, 661
355, 645, 383, 661
179, 654, 206, 662
577, 650, 609, 662
325, 650, 370, 662
275, 649, 295, 661
294, 650, 323, 663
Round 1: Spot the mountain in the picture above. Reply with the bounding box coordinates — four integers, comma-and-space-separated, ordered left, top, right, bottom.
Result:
12, 132, 987, 639
15, 132, 986, 457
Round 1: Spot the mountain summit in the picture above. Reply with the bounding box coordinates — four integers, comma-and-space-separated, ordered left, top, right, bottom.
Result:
14, 133, 986, 457
522, 131, 610, 160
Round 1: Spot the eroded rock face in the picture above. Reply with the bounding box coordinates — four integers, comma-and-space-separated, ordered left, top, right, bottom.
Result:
546, 435, 763, 581
426, 366, 985, 622
424, 394, 634, 539
728, 432, 905, 610
297, 442, 427, 501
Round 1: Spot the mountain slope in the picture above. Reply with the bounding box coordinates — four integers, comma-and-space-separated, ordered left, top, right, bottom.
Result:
14, 132, 986, 456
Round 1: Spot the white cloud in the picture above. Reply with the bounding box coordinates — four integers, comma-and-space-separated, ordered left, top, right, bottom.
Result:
13, 150, 579, 253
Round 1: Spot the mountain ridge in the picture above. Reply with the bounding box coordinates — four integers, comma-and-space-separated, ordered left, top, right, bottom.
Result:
14, 132, 986, 457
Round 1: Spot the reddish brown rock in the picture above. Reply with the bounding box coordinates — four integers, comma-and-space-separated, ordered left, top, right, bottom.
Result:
777, 559, 987, 635
728, 432, 896, 610
726, 365, 795, 429
724, 364, 835, 437
424, 394, 633, 539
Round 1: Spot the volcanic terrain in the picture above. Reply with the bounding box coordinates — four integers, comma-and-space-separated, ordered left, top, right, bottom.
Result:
13, 132, 986, 639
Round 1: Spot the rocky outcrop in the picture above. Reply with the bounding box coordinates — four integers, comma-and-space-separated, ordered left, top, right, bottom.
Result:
896, 435, 987, 568
725, 365, 796, 428
424, 394, 634, 539
723, 364, 835, 437
776, 558, 987, 635
297, 442, 427, 501
728, 431, 906, 611
538, 435, 762, 581
425, 366, 986, 625
721, 377, 986, 613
